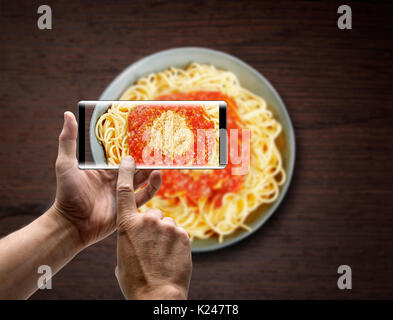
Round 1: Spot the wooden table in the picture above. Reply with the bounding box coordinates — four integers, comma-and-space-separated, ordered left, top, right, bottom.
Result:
0, 0, 392, 299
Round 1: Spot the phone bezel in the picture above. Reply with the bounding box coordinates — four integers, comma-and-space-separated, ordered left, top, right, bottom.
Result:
78, 100, 227, 170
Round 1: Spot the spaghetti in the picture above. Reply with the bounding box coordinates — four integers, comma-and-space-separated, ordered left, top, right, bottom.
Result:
95, 102, 219, 167
96, 63, 286, 242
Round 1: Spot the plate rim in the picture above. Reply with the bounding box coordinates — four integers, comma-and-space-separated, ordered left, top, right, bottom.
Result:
98, 46, 296, 253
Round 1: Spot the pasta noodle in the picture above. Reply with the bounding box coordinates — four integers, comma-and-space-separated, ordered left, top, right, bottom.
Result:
96, 63, 286, 242
95, 101, 219, 167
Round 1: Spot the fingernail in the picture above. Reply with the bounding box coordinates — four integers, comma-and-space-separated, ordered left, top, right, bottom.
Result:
123, 156, 135, 165
64, 111, 72, 123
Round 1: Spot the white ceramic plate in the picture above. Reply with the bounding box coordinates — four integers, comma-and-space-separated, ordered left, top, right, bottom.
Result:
89, 101, 112, 166
97, 47, 296, 252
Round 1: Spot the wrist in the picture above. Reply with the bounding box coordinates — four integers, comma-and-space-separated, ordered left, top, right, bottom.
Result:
46, 205, 85, 253
133, 284, 187, 300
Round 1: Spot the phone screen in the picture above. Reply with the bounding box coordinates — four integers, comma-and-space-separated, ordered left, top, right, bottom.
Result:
78, 100, 227, 169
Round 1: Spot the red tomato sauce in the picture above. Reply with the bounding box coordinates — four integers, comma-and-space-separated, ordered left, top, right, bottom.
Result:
128, 104, 215, 164
154, 91, 245, 208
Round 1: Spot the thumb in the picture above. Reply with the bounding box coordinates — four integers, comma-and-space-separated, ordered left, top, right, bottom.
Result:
116, 156, 138, 225
58, 111, 77, 159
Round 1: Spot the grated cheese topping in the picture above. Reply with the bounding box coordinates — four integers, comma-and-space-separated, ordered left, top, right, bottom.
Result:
148, 110, 194, 157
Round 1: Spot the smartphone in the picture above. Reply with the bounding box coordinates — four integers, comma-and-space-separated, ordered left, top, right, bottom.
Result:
78, 100, 227, 169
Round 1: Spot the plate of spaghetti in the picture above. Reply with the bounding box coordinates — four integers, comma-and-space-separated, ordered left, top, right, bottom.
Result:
97, 47, 295, 252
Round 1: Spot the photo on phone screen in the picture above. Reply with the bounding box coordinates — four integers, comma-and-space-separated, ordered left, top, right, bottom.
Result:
78, 100, 227, 169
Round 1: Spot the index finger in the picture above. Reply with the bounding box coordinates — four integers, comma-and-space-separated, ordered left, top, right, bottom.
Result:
116, 156, 138, 221
134, 169, 153, 190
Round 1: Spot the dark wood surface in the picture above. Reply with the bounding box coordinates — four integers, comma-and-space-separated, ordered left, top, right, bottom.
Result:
0, 0, 392, 299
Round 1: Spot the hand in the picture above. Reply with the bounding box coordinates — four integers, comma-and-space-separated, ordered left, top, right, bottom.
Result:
53, 112, 159, 248
115, 156, 192, 300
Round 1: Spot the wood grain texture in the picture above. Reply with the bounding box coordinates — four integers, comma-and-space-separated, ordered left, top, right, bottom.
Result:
0, 0, 392, 299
